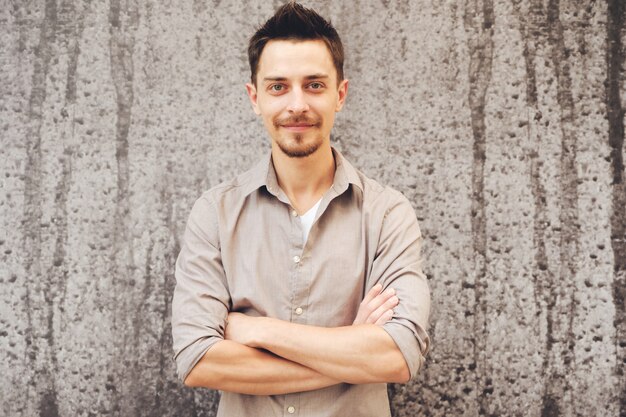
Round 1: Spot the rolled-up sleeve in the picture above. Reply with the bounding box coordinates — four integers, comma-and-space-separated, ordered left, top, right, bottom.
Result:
370, 191, 431, 381
171, 195, 231, 383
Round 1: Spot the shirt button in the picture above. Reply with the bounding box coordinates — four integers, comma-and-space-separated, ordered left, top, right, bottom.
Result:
291, 209, 298, 217
287, 406, 296, 414
295, 307, 303, 315
293, 255, 300, 264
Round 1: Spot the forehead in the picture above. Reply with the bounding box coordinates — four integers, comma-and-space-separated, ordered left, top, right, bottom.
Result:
258, 39, 336, 81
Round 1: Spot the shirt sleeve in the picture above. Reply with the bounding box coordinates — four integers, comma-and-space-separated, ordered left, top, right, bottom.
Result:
370, 190, 431, 381
171, 195, 231, 383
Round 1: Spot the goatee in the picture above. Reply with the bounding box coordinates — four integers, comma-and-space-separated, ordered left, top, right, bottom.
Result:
277, 136, 321, 158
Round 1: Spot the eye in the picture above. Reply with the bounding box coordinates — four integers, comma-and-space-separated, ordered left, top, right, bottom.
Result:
308, 82, 324, 90
269, 84, 285, 92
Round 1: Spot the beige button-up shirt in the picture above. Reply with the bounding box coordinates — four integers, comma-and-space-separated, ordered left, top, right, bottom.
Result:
172, 148, 430, 417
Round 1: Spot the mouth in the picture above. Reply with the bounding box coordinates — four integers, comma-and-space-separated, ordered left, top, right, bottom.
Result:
280, 124, 316, 132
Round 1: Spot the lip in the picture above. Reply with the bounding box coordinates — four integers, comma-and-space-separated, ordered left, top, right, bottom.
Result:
281, 124, 315, 132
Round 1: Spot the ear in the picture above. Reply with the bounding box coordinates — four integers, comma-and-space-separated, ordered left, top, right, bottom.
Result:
335, 79, 349, 112
246, 83, 261, 115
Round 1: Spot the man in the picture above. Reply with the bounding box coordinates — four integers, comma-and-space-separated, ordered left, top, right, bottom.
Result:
171, 3, 430, 416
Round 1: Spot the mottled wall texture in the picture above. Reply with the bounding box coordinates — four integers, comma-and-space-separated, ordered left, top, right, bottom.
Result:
1, 0, 625, 416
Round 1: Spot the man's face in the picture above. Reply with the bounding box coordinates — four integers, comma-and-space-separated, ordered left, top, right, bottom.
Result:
246, 39, 348, 158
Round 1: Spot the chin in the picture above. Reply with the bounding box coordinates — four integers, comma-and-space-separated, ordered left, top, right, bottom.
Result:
277, 136, 322, 158
279, 144, 320, 158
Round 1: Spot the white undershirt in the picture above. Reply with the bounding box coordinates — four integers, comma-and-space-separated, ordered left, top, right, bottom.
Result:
300, 198, 322, 244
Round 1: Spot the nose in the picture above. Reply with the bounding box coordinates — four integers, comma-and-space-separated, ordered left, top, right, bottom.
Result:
286, 88, 309, 114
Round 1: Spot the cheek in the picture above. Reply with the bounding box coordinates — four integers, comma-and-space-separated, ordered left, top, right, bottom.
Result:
320, 106, 336, 124
262, 115, 276, 130
258, 101, 284, 121
313, 99, 337, 117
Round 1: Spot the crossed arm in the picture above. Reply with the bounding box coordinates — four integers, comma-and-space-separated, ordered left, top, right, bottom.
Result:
184, 284, 407, 394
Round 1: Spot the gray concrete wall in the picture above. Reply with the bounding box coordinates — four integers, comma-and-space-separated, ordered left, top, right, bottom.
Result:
1, 0, 624, 416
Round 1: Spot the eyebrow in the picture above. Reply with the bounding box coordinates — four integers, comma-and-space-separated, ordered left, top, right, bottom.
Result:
263, 74, 330, 83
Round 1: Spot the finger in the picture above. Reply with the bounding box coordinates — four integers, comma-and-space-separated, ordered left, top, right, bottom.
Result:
374, 309, 394, 326
361, 283, 383, 306
364, 287, 396, 318
366, 295, 399, 324
354, 285, 388, 325
354, 285, 382, 325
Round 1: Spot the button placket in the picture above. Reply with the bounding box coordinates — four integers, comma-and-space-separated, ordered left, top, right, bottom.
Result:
284, 392, 301, 417
288, 200, 307, 328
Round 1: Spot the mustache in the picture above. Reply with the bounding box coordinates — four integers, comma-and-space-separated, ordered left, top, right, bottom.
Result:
273, 115, 321, 127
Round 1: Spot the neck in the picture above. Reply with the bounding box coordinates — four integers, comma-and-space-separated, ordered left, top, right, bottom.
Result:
271, 143, 335, 214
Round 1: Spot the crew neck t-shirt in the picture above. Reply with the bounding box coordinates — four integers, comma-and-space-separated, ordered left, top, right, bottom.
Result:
299, 198, 322, 244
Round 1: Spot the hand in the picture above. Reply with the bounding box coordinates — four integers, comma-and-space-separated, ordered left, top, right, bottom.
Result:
353, 284, 398, 326
225, 312, 260, 347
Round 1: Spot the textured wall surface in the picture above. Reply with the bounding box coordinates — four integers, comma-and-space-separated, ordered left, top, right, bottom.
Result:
1, 0, 625, 416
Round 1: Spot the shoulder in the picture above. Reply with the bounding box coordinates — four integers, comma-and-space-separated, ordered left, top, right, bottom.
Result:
186, 160, 264, 236
354, 168, 413, 215
197, 158, 266, 207
336, 150, 407, 206
347, 165, 420, 239
186, 161, 264, 243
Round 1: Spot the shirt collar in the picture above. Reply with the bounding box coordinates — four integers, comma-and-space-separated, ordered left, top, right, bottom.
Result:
241, 146, 363, 198
330, 147, 363, 194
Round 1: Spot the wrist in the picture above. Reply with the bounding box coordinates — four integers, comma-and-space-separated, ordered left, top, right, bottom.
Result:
251, 316, 276, 348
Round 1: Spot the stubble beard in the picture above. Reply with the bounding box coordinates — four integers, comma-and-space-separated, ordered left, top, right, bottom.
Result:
273, 114, 323, 158
276, 133, 322, 158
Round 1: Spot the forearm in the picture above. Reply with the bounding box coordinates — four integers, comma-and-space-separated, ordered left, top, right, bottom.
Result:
184, 340, 341, 395
251, 319, 409, 384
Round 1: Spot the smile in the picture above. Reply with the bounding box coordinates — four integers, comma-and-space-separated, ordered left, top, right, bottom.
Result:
281, 124, 316, 132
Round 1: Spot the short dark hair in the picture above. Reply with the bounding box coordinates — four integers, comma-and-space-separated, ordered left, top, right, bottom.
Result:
248, 2, 344, 85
